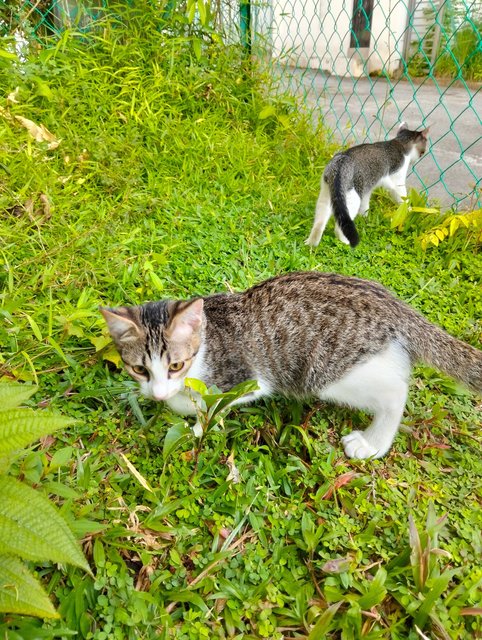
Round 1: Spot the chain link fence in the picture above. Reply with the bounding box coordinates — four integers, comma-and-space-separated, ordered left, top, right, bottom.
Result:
3, 0, 481, 208
251, 0, 482, 209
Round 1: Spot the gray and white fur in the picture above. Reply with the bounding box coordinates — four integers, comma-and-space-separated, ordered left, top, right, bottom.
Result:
101, 272, 481, 460
306, 124, 429, 248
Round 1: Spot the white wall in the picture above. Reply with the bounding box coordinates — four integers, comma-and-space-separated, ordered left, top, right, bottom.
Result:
253, 0, 409, 77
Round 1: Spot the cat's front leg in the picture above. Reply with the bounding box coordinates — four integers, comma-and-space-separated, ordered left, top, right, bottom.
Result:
389, 183, 407, 204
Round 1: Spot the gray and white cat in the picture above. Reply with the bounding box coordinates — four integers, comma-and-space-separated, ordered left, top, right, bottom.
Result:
101, 272, 481, 460
306, 124, 429, 248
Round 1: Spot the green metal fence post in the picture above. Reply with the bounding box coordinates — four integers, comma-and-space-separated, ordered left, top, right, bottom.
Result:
240, 0, 251, 54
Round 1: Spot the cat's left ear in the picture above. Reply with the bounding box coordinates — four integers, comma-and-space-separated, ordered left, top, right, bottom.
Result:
166, 299, 204, 342
420, 126, 430, 140
397, 121, 407, 133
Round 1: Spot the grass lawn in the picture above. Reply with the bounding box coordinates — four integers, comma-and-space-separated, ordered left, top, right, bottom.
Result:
1, 8, 481, 639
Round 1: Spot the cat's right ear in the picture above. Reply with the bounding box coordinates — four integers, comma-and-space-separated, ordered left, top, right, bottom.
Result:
397, 121, 407, 133
99, 307, 141, 344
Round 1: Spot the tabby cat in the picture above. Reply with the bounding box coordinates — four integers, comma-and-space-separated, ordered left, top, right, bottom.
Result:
101, 272, 481, 460
306, 124, 429, 247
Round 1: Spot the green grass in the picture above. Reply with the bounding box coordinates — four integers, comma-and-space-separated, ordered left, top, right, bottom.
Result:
408, 19, 482, 82
434, 21, 482, 82
1, 7, 481, 639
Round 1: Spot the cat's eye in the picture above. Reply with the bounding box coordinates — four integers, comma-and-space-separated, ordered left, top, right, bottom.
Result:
132, 365, 148, 376
169, 361, 184, 372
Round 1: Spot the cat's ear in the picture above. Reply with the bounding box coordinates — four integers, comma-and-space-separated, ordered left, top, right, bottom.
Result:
397, 121, 407, 133
100, 307, 141, 344
166, 299, 204, 342
420, 126, 430, 140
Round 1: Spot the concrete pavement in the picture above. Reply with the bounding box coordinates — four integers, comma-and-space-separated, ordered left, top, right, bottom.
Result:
282, 68, 482, 209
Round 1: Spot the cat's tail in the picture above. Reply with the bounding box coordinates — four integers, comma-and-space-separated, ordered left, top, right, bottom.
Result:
329, 160, 360, 248
405, 312, 482, 392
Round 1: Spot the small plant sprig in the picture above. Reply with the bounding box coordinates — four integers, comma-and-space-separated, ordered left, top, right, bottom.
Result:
160, 378, 259, 477
390, 188, 440, 232
419, 208, 482, 249
390, 189, 482, 248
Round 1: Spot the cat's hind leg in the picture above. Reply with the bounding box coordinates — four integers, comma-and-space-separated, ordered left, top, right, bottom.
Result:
359, 194, 370, 217
306, 179, 332, 246
319, 341, 410, 459
334, 189, 361, 245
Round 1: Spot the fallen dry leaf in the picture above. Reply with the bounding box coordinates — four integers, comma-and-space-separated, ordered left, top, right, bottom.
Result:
39, 193, 51, 219
226, 451, 241, 484
15, 115, 61, 149
321, 556, 351, 574
7, 87, 20, 104
322, 471, 361, 500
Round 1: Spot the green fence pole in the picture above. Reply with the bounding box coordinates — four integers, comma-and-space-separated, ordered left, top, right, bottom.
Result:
240, 0, 251, 54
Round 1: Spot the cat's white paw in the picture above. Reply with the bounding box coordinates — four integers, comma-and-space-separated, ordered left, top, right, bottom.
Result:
334, 227, 351, 245
305, 235, 320, 247
341, 431, 379, 459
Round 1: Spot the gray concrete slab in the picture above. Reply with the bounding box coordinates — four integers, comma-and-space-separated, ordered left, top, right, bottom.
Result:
280, 68, 482, 209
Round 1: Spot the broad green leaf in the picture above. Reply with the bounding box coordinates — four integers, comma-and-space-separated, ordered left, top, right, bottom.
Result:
409, 514, 423, 592
277, 114, 291, 128
197, 0, 206, 25
187, 0, 196, 23
0, 408, 74, 455
0, 49, 17, 60
192, 38, 202, 61
449, 217, 459, 236
33, 77, 54, 100
0, 382, 37, 410
184, 378, 208, 395
411, 206, 439, 213
226, 379, 259, 398
390, 200, 409, 229
162, 422, 192, 460
167, 589, 209, 613
307, 601, 343, 638
149, 271, 164, 292
0, 554, 59, 618
258, 105, 277, 119
205, 379, 259, 414
42, 480, 80, 500
49, 445, 74, 470
89, 334, 111, 352
24, 314, 43, 341
414, 569, 458, 628
0, 476, 90, 572
357, 567, 387, 609
93, 538, 105, 568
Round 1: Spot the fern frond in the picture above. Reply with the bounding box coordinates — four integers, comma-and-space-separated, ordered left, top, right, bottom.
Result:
0, 408, 75, 455
0, 382, 37, 410
0, 475, 90, 571
0, 381, 89, 618
0, 554, 59, 618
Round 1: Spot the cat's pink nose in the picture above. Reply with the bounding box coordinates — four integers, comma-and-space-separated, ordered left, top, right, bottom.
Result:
151, 387, 168, 401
